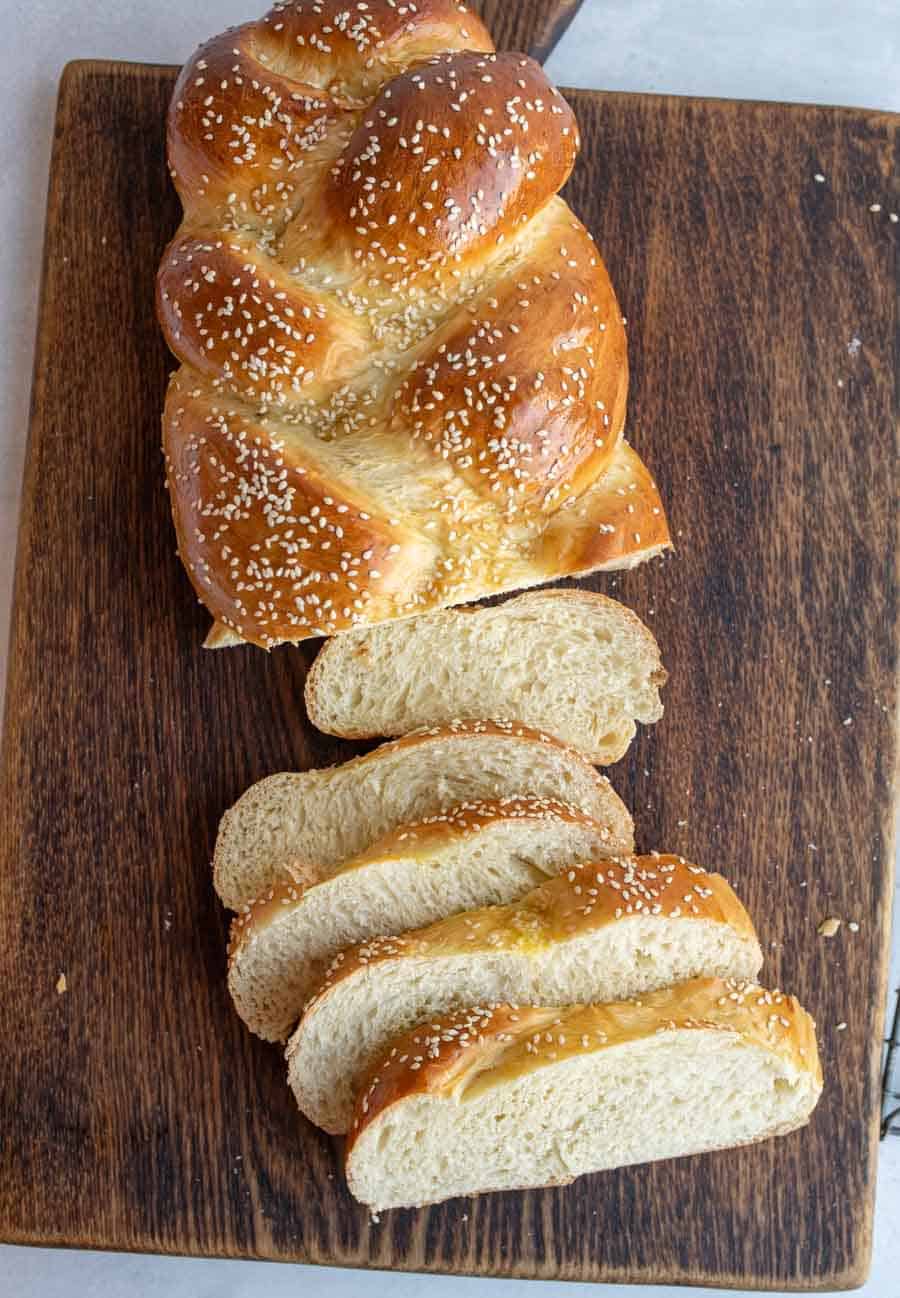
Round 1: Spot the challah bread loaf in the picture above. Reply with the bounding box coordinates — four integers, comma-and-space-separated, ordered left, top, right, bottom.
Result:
287, 855, 763, 1132
214, 720, 632, 911
158, 0, 670, 649
228, 801, 632, 1042
305, 589, 666, 761
345, 979, 823, 1211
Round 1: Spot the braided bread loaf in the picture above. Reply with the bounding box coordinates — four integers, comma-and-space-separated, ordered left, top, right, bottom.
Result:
158, 0, 670, 648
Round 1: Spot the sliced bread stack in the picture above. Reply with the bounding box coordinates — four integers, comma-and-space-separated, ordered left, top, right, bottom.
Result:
345, 980, 822, 1212
227, 801, 633, 1043
214, 719, 634, 913
213, 589, 822, 1211
284, 854, 765, 1134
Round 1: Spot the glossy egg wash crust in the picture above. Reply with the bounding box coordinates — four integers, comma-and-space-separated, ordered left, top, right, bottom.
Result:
158, 0, 671, 648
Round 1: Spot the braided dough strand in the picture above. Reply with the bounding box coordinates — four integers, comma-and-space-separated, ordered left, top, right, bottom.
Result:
159, 0, 670, 647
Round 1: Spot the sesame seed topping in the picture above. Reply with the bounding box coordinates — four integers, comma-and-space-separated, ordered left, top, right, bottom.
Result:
160, 5, 666, 645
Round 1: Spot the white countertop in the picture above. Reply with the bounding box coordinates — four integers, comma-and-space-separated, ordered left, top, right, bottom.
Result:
1, 2, 897, 1294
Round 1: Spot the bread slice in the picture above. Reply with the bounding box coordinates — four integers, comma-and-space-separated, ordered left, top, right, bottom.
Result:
345, 978, 823, 1212
228, 801, 631, 1043
213, 720, 633, 911
287, 854, 763, 1133
304, 590, 666, 763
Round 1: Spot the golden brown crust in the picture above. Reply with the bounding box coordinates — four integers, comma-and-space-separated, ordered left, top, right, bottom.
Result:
542, 439, 671, 576
157, 231, 370, 405
304, 854, 759, 1008
390, 208, 627, 507
163, 375, 435, 646
324, 52, 578, 280
226, 793, 631, 962
159, 1, 670, 648
346, 978, 823, 1153
253, 0, 494, 102
166, 29, 353, 227
213, 717, 629, 904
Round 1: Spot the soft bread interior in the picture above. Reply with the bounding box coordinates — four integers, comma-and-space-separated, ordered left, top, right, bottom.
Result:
289, 914, 762, 1132
229, 813, 623, 1041
346, 1028, 820, 1211
305, 592, 666, 762
214, 728, 632, 910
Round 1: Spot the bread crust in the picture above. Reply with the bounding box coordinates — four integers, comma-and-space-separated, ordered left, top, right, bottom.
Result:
212, 718, 634, 909
298, 855, 758, 997
345, 978, 823, 1183
227, 799, 634, 964
158, 0, 670, 648
286, 856, 764, 1129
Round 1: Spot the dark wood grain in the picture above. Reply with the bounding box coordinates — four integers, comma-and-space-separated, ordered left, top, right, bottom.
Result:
475, 0, 585, 62
0, 57, 897, 1290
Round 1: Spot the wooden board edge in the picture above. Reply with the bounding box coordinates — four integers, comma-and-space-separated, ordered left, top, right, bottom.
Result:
0, 62, 895, 1288
558, 84, 900, 126
55, 59, 900, 132
523, 0, 585, 63
0, 66, 74, 767
0, 1227, 877, 1291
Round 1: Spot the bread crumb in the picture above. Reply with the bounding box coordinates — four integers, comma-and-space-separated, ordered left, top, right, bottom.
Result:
836, 1022, 847, 1031
818, 917, 841, 937
848, 921, 860, 932
842, 716, 853, 726
55, 973, 68, 995
814, 173, 825, 183
847, 337, 862, 357
869, 203, 881, 213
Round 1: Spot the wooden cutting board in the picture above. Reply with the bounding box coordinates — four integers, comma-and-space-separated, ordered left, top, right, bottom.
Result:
1, 20, 897, 1292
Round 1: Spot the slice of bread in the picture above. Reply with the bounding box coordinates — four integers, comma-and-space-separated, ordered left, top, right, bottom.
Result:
213, 720, 633, 911
304, 590, 666, 764
228, 801, 631, 1043
287, 854, 763, 1132
345, 978, 823, 1211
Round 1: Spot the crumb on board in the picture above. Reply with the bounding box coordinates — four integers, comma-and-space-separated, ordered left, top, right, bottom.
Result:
818, 917, 842, 938
848, 921, 860, 932
836, 1022, 847, 1031
842, 716, 853, 726
814, 173, 825, 182
55, 973, 67, 995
